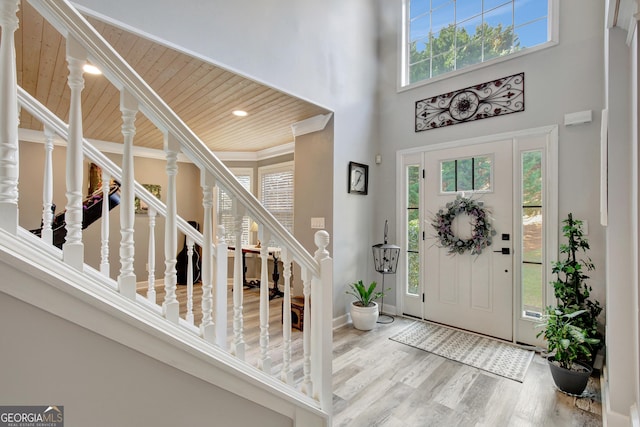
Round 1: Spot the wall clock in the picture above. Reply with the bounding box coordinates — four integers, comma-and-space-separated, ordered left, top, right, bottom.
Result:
348, 161, 368, 195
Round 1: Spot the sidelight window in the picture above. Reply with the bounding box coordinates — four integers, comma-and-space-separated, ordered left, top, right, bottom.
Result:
521, 150, 543, 318
406, 165, 421, 295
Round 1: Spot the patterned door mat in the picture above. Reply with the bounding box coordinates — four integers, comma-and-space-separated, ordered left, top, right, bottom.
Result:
389, 321, 534, 382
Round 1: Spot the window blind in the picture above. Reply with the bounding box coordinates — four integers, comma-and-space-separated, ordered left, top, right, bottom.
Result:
260, 168, 294, 233
219, 175, 251, 246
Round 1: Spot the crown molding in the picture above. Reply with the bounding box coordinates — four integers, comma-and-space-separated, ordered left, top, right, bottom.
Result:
18, 128, 294, 163
215, 141, 295, 162
291, 113, 333, 137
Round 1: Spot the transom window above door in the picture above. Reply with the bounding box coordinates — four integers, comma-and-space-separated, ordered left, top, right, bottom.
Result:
403, 0, 557, 86
440, 155, 492, 193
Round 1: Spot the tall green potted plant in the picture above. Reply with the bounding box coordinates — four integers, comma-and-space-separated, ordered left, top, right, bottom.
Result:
550, 213, 602, 354
537, 213, 603, 395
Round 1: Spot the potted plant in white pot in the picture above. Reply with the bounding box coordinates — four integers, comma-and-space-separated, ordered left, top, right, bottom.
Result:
346, 280, 384, 331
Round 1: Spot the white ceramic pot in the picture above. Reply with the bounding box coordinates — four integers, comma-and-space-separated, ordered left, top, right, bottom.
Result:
350, 301, 379, 331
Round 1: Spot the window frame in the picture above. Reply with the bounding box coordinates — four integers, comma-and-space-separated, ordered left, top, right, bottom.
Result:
399, 0, 559, 90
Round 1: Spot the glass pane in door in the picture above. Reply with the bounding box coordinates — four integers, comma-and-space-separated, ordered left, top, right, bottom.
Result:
473, 155, 492, 191
521, 151, 543, 317
523, 209, 543, 315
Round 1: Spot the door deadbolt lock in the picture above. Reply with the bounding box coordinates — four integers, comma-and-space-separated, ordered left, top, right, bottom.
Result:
493, 248, 510, 255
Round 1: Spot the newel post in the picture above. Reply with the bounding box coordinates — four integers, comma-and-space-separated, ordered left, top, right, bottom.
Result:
312, 230, 333, 413
0, 0, 20, 234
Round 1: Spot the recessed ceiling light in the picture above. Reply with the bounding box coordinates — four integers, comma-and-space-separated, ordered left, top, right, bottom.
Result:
83, 63, 102, 75
232, 110, 248, 117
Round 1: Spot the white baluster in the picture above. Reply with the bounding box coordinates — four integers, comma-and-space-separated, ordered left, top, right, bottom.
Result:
313, 230, 333, 410
232, 201, 245, 359
301, 267, 312, 396
258, 227, 272, 373
186, 236, 195, 325
0, 0, 20, 234
99, 170, 111, 276
162, 133, 180, 323
146, 207, 157, 303
117, 90, 138, 299
280, 247, 293, 385
62, 38, 87, 269
215, 223, 228, 348
41, 127, 55, 245
199, 171, 215, 343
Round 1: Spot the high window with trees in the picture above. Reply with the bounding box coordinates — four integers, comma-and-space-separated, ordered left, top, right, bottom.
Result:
404, 0, 553, 85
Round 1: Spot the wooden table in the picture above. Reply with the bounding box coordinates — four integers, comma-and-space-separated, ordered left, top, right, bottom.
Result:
228, 245, 283, 300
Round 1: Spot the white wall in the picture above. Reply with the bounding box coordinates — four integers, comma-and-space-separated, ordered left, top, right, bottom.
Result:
0, 292, 292, 427
605, 22, 639, 427
71, 0, 379, 319
635, 24, 640, 425
375, 0, 607, 311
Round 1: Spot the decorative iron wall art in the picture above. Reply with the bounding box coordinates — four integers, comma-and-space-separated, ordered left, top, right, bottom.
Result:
415, 72, 524, 132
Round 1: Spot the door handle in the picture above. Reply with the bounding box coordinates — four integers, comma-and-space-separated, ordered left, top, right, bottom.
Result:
493, 248, 510, 255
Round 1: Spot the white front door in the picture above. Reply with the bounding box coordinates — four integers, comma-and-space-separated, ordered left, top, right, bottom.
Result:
423, 139, 513, 341
399, 127, 558, 345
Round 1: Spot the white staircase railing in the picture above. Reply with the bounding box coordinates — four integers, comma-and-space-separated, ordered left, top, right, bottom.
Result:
0, 0, 332, 422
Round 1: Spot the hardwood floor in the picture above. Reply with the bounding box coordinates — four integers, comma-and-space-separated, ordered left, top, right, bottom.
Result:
332, 316, 602, 427
137, 282, 602, 426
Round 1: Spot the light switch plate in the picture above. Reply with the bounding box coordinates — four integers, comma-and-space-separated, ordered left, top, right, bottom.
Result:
311, 217, 325, 229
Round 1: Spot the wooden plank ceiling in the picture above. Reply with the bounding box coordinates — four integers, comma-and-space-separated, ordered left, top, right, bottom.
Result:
15, 1, 329, 152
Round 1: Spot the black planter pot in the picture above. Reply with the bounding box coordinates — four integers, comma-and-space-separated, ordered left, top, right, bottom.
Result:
547, 356, 592, 395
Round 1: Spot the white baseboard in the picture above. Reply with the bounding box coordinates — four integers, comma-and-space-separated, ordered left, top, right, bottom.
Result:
333, 303, 398, 330
602, 365, 632, 427
631, 403, 640, 427
380, 303, 397, 316
333, 313, 350, 329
